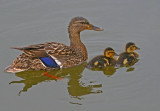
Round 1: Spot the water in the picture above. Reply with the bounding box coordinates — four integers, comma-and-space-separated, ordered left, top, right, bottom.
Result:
0, 0, 160, 111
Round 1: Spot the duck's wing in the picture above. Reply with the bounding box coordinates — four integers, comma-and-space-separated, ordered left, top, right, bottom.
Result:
45, 42, 81, 68
11, 42, 72, 58
11, 43, 48, 58
45, 42, 77, 56
6, 42, 76, 72
9, 42, 81, 69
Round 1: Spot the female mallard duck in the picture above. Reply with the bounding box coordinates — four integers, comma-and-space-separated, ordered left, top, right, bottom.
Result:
117, 42, 140, 65
5, 17, 103, 73
86, 47, 118, 69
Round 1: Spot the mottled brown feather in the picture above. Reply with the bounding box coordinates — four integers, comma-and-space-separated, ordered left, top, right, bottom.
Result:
5, 17, 103, 72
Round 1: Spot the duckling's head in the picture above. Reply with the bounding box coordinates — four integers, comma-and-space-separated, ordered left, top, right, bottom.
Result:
68, 17, 103, 33
104, 47, 118, 58
125, 42, 140, 53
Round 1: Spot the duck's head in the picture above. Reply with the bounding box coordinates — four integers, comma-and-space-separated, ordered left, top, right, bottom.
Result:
68, 17, 103, 33
104, 47, 118, 58
125, 42, 140, 53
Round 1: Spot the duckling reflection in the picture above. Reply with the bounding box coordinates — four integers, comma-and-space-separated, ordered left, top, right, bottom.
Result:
86, 47, 118, 76
9, 62, 102, 97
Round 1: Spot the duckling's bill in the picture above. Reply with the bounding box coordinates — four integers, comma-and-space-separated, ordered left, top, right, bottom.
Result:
114, 52, 119, 56
135, 46, 140, 50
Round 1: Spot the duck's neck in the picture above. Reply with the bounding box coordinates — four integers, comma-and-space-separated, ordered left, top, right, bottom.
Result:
69, 30, 88, 60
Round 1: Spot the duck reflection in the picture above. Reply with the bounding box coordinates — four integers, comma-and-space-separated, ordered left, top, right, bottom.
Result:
9, 70, 50, 95
67, 63, 102, 99
9, 62, 102, 97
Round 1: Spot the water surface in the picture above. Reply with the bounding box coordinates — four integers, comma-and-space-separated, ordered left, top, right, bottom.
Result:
0, 0, 160, 111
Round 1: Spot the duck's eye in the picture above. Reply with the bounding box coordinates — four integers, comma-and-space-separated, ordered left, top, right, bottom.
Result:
79, 22, 88, 24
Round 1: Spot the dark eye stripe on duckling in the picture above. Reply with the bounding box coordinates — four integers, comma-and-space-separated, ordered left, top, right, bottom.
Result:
40, 57, 59, 68
130, 45, 136, 48
109, 52, 114, 53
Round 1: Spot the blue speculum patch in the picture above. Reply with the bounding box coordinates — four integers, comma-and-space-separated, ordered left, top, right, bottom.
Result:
40, 57, 58, 68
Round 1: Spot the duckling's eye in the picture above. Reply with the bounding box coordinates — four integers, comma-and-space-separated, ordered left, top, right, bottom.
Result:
130, 46, 136, 51
130, 47, 133, 49
108, 52, 114, 54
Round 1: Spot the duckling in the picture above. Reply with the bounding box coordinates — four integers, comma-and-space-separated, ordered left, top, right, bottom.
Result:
5, 17, 103, 73
117, 42, 140, 65
86, 47, 118, 69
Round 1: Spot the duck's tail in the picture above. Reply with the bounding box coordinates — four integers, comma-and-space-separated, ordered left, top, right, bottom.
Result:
5, 54, 31, 73
5, 65, 25, 73
10, 47, 24, 50
5, 53, 29, 73
5, 53, 47, 73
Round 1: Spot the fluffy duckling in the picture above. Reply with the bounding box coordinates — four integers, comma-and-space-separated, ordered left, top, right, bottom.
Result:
117, 42, 140, 65
86, 47, 118, 69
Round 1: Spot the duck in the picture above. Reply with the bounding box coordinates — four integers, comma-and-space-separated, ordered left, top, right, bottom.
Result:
86, 47, 118, 69
117, 42, 140, 65
5, 17, 103, 73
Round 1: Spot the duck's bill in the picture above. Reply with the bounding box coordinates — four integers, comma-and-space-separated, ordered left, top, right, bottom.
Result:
89, 24, 104, 31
